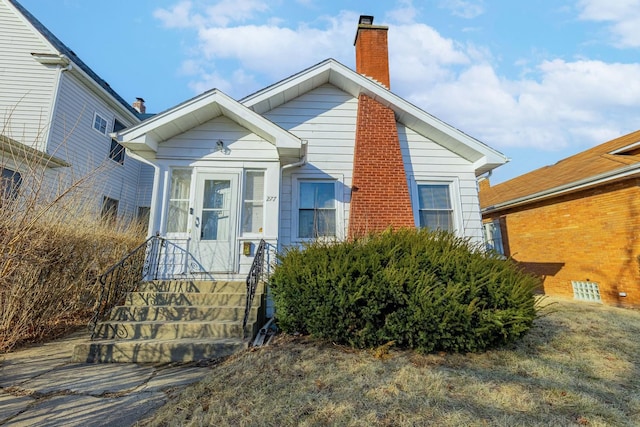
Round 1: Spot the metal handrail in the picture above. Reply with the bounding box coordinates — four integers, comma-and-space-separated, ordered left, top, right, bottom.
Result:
243, 239, 266, 339
88, 235, 162, 338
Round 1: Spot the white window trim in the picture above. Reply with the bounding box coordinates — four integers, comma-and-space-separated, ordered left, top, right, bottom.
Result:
92, 113, 108, 135
164, 167, 194, 238
410, 176, 463, 235
291, 174, 345, 242
241, 169, 266, 238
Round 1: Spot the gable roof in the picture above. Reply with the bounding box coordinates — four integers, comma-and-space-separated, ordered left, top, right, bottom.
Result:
117, 89, 302, 159
241, 59, 508, 176
7, 0, 140, 120
480, 129, 640, 213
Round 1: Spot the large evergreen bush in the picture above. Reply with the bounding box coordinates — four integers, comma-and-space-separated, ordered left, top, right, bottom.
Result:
270, 229, 539, 353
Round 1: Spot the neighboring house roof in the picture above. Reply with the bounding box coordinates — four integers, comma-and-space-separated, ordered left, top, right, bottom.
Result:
117, 89, 302, 159
1, 134, 70, 168
8, 0, 141, 119
480, 129, 640, 213
241, 58, 508, 176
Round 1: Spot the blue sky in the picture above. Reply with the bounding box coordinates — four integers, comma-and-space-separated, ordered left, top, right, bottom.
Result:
17, 0, 640, 184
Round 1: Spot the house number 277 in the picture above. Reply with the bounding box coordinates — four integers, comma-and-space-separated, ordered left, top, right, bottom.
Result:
266, 196, 277, 202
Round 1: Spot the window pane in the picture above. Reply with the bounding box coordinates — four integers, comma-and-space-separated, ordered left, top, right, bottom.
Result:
167, 201, 189, 233
418, 185, 451, 210
1, 168, 21, 199
245, 171, 264, 201
243, 202, 263, 233
419, 211, 451, 231
300, 182, 335, 209
204, 180, 230, 209
170, 170, 191, 200
299, 209, 336, 238
202, 210, 229, 241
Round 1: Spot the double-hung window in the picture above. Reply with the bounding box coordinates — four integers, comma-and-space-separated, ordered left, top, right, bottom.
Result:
483, 219, 505, 255
242, 170, 264, 234
298, 181, 336, 238
417, 183, 454, 231
167, 169, 192, 233
93, 113, 108, 135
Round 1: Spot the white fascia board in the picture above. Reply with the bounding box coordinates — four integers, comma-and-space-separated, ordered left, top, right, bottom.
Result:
482, 163, 640, 214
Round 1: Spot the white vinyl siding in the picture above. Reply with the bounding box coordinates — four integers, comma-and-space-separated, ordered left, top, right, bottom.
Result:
399, 123, 484, 244
265, 84, 357, 247
0, 1, 59, 151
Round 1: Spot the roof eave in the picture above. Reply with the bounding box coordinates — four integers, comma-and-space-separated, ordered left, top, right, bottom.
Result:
482, 163, 640, 214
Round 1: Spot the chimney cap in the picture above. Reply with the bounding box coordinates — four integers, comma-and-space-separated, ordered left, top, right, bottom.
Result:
358, 15, 374, 25
136, 97, 145, 102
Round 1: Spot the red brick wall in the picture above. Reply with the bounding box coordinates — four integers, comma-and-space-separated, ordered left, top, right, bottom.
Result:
354, 25, 390, 88
484, 178, 640, 307
348, 94, 415, 237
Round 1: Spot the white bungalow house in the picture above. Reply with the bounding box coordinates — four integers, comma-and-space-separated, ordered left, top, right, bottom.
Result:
0, 0, 153, 218
117, 16, 508, 281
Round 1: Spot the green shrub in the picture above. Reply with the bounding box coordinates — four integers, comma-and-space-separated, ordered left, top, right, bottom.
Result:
270, 228, 540, 353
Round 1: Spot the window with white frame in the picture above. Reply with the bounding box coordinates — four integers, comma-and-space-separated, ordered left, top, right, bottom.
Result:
167, 169, 192, 233
242, 170, 264, 234
483, 219, 505, 255
298, 180, 336, 238
417, 183, 454, 231
93, 113, 108, 135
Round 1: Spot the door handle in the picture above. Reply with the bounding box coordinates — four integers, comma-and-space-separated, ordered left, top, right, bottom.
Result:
195, 217, 200, 227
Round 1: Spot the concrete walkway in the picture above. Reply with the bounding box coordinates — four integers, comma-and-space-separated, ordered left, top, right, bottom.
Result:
0, 331, 211, 426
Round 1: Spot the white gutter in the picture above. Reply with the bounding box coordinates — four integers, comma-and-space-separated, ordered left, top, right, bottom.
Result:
277, 141, 308, 250
483, 162, 640, 214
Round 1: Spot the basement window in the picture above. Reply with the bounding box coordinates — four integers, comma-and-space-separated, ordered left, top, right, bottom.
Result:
572, 281, 602, 303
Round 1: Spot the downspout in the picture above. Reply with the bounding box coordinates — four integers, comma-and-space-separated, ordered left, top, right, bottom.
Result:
278, 140, 308, 251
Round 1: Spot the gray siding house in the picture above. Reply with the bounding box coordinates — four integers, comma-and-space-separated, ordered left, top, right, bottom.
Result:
0, 0, 153, 218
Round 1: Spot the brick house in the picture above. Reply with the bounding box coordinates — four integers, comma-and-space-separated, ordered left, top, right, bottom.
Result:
116, 16, 508, 280
480, 130, 640, 307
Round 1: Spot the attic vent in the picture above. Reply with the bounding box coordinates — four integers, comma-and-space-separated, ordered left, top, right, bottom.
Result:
571, 281, 601, 302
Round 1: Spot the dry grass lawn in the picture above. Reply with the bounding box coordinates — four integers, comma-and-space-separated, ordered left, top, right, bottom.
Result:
144, 297, 640, 426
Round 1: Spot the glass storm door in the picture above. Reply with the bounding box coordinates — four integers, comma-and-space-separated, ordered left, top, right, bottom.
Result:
193, 173, 238, 272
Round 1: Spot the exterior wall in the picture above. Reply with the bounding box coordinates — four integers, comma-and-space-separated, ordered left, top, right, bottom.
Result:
483, 178, 640, 307
399, 124, 484, 244
264, 84, 358, 248
48, 73, 151, 218
0, 1, 58, 151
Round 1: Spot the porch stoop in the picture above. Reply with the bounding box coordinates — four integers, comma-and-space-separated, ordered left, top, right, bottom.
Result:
72, 280, 264, 363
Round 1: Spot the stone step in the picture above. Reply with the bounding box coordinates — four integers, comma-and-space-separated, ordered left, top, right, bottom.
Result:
137, 280, 249, 294
72, 338, 247, 363
126, 292, 247, 307
109, 305, 257, 322
92, 320, 246, 340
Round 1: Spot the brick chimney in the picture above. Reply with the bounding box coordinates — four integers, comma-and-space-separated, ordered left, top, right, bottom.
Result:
132, 97, 146, 114
354, 15, 390, 88
348, 16, 415, 238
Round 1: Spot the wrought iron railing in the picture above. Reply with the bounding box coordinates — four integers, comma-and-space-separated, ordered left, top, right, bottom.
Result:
88, 235, 212, 338
243, 239, 266, 339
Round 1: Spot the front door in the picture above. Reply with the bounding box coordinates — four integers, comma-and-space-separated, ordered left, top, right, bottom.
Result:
193, 173, 238, 273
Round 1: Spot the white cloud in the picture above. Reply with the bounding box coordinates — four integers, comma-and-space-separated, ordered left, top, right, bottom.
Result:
438, 0, 485, 19
577, 0, 640, 48
153, 0, 640, 156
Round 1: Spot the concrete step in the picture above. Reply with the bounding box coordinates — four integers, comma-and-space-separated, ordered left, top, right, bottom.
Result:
72, 338, 247, 363
92, 320, 247, 340
126, 292, 247, 307
109, 305, 257, 322
137, 280, 249, 294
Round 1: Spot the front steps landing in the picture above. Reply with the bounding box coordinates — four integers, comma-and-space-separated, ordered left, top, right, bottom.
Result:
72, 280, 264, 363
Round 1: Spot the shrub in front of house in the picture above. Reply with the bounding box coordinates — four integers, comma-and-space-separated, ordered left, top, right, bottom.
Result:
269, 228, 539, 353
